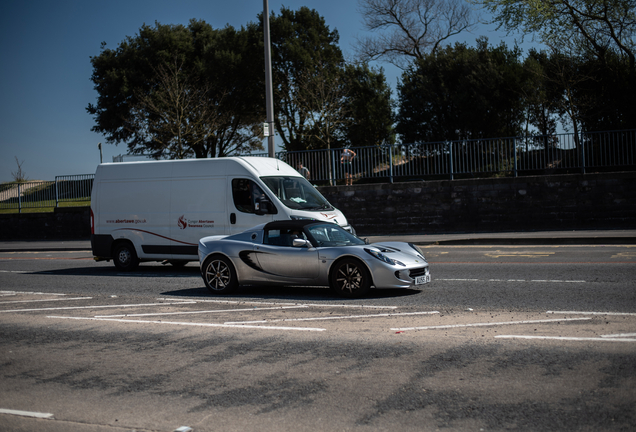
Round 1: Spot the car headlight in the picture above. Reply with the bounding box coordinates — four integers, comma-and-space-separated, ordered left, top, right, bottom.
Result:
408, 243, 427, 262
365, 248, 404, 266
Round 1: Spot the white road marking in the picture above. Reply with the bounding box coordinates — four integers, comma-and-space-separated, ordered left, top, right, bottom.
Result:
437, 278, 586, 283
225, 311, 440, 324
0, 290, 66, 295
0, 408, 54, 419
547, 310, 636, 316
96, 305, 308, 318
46, 315, 325, 332
0, 301, 196, 313
602, 333, 636, 338
0, 297, 91, 305
156, 298, 398, 309
496, 335, 636, 342
391, 317, 591, 331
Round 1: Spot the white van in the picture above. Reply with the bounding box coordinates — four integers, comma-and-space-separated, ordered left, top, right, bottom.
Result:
91, 157, 352, 270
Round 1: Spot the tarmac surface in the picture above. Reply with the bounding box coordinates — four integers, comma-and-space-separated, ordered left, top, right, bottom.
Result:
1, 229, 635, 252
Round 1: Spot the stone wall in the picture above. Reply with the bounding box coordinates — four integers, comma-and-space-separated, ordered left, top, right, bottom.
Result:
1, 172, 634, 239
0, 207, 90, 240
317, 172, 636, 235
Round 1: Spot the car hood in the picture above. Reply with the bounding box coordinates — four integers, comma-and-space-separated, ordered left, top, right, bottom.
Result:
359, 242, 428, 266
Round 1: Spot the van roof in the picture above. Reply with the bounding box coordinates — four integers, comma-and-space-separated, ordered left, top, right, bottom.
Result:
95, 156, 301, 179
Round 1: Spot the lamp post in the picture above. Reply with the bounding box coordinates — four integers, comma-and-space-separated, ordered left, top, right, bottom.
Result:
263, 0, 275, 158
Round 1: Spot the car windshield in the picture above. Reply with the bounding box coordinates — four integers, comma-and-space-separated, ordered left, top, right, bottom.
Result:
306, 223, 365, 247
261, 176, 333, 211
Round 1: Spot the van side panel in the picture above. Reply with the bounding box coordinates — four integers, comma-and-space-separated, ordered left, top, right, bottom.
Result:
99, 178, 172, 259
169, 177, 227, 259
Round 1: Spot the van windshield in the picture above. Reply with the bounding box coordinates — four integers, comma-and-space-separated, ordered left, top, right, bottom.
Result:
261, 176, 334, 211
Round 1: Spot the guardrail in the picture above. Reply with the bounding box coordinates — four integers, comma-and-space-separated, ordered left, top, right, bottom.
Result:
0, 174, 94, 213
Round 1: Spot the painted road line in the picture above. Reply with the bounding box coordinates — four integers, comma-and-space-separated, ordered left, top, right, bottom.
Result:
0, 297, 91, 305
436, 278, 586, 283
0, 290, 66, 295
391, 317, 591, 332
95, 305, 308, 318
157, 298, 398, 309
601, 333, 636, 338
0, 301, 196, 313
0, 408, 54, 419
547, 310, 636, 316
496, 335, 636, 342
46, 315, 326, 332
226, 311, 440, 324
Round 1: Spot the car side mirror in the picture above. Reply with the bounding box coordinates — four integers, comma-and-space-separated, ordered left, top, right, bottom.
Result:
292, 238, 310, 248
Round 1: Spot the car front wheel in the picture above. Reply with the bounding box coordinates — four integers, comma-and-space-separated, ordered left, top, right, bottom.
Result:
329, 258, 371, 298
202, 255, 238, 294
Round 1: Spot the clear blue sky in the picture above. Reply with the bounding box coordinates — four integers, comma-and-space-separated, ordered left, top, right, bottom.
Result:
0, 0, 536, 182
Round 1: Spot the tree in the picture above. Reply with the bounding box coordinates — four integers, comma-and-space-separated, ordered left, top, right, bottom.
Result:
396, 38, 526, 143
294, 61, 350, 151
356, 0, 478, 68
87, 20, 264, 159
477, 0, 636, 73
267, 6, 345, 151
521, 50, 562, 137
342, 63, 395, 147
11, 157, 28, 182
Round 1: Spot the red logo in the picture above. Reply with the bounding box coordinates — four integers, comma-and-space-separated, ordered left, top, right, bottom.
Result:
178, 215, 187, 230
320, 212, 337, 220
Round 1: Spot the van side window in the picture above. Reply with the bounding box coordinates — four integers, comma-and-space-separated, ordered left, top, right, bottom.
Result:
232, 179, 266, 214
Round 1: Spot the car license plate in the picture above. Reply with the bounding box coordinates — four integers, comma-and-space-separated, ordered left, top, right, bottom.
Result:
415, 274, 430, 285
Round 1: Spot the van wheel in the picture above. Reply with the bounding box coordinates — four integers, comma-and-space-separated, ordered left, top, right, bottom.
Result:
202, 255, 238, 294
329, 258, 371, 298
113, 242, 139, 271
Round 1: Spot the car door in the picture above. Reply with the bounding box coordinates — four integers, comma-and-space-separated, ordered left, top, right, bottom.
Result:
254, 228, 320, 279
229, 178, 277, 234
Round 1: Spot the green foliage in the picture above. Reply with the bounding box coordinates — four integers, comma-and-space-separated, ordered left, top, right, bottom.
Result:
268, 6, 345, 151
477, 0, 636, 72
396, 38, 526, 143
87, 20, 264, 159
343, 63, 395, 147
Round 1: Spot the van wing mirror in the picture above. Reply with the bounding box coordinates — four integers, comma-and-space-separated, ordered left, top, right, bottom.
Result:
256, 198, 277, 215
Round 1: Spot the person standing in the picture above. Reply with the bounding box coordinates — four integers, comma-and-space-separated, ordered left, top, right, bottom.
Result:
340, 148, 356, 186
296, 162, 310, 180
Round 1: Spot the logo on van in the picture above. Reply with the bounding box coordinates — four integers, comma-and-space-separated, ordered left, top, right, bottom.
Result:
178, 215, 188, 230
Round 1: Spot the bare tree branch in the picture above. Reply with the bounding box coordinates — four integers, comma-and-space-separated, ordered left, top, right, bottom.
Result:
356, 0, 478, 68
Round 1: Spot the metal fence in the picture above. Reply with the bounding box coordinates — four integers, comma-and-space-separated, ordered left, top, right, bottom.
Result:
263, 129, 636, 184
2, 130, 633, 212
0, 174, 94, 212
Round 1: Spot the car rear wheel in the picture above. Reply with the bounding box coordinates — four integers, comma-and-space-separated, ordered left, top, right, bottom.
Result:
202, 255, 238, 294
329, 258, 371, 298
113, 242, 139, 271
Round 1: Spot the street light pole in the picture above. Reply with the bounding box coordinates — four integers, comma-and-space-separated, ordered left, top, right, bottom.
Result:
263, 0, 275, 158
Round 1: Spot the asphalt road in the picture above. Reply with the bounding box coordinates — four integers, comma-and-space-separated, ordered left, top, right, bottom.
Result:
0, 240, 635, 431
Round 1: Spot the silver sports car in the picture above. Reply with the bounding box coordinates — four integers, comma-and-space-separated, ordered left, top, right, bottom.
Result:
198, 220, 431, 298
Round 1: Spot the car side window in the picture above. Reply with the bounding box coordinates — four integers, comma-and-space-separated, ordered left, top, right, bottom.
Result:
264, 228, 307, 247
232, 179, 267, 214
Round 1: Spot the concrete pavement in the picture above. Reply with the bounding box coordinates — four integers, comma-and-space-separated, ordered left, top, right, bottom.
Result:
1, 229, 636, 253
